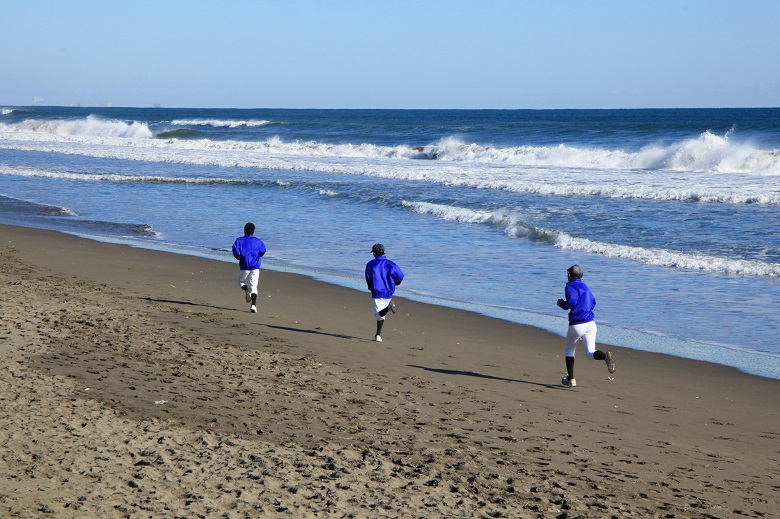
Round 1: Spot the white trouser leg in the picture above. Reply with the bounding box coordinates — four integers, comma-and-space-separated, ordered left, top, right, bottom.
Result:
565, 321, 598, 359
237, 269, 260, 295
373, 298, 391, 320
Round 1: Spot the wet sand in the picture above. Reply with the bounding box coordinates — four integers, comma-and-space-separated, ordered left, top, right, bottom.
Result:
0, 224, 777, 518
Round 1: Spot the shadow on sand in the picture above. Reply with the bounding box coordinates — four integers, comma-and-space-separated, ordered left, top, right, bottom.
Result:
143, 297, 235, 312
258, 323, 358, 341
407, 364, 560, 389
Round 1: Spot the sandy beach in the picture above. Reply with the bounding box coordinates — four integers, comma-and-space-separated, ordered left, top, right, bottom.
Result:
0, 224, 777, 518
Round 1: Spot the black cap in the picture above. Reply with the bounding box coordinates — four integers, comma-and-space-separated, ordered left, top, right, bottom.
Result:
567, 264, 583, 279
372, 243, 385, 255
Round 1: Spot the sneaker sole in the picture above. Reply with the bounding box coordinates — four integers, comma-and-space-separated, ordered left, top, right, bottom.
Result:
245, 288, 252, 303
605, 351, 616, 374
390, 301, 396, 314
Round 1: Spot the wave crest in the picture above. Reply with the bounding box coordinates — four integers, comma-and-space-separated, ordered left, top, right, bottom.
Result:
556, 234, 780, 277
1, 114, 153, 139
403, 200, 780, 277
427, 132, 780, 175
4, 116, 777, 175
170, 119, 273, 128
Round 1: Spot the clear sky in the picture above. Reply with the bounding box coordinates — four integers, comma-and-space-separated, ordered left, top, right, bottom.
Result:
2, 0, 779, 109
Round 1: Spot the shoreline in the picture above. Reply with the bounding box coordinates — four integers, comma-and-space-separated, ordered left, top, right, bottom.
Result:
28, 223, 780, 381
1, 223, 778, 517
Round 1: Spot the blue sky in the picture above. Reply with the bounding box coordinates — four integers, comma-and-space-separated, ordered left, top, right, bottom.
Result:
2, 0, 779, 109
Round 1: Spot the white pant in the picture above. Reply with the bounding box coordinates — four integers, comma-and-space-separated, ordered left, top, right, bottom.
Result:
237, 269, 260, 295
373, 298, 392, 320
565, 321, 598, 359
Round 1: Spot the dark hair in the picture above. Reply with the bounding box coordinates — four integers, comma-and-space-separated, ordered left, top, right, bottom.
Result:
567, 264, 584, 279
244, 222, 255, 235
372, 243, 385, 255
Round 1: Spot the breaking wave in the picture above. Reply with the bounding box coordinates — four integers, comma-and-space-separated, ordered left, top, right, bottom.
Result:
403, 201, 780, 277
0, 114, 153, 139
555, 234, 780, 277
2, 116, 777, 173
154, 129, 204, 140
425, 132, 780, 175
0, 165, 248, 186
170, 119, 273, 128
2, 117, 779, 204
0, 194, 77, 217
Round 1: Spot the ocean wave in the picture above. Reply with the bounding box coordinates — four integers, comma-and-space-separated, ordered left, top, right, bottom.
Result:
403, 201, 780, 277
42, 205, 78, 216
2, 136, 778, 205
556, 234, 780, 277
402, 200, 554, 241
0, 114, 153, 139
427, 132, 780, 175
0, 166, 355, 201
403, 201, 572, 246
2, 108, 13, 116
2, 119, 779, 204
0, 194, 77, 217
72, 220, 157, 237
0, 165, 249, 186
3, 116, 777, 175
170, 119, 273, 128
155, 129, 204, 140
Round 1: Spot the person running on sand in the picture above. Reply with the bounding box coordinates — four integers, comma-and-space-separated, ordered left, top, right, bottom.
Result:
556, 264, 616, 387
365, 243, 404, 342
232, 222, 266, 313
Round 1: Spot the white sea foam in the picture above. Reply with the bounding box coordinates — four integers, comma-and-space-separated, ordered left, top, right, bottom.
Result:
403, 200, 780, 277
45, 205, 78, 217
2, 118, 779, 205
0, 165, 233, 185
429, 132, 780, 175
1, 115, 153, 139
1, 109, 13, 115
4, 116, 778, 173
170, 119, 273, 128
2, 135, 778, 205
555, 234, 780, 277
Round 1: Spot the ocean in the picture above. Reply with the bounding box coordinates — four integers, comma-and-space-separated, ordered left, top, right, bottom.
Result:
1, 106, 779, 379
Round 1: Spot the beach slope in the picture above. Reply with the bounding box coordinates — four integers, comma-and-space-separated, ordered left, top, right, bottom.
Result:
0, 224, 777, 518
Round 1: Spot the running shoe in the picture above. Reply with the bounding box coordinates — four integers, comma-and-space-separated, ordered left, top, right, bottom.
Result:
605, 351, 616, 374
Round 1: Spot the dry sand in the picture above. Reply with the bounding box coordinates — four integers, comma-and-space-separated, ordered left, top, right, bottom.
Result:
0, 224, 777, 518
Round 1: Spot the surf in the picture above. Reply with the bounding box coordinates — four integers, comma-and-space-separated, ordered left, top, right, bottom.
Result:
170, 118, 274, 128
403, 200, 780, 277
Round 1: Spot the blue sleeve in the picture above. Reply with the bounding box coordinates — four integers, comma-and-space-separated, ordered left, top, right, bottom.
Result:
564, 285, 577, 309
258, 239, 267, 257
392, 263, 404, 285
231, 239, 242, 260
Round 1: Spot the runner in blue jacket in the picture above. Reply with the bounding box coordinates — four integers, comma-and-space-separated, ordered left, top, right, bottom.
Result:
365, 243, 404, 342
556, 264, 615, 387
232, 222, 266, 313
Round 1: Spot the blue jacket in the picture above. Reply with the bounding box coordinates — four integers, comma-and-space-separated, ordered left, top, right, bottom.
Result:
232, 234, 266, 270
365, 255, 404, 299
561, 278, 596, 325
